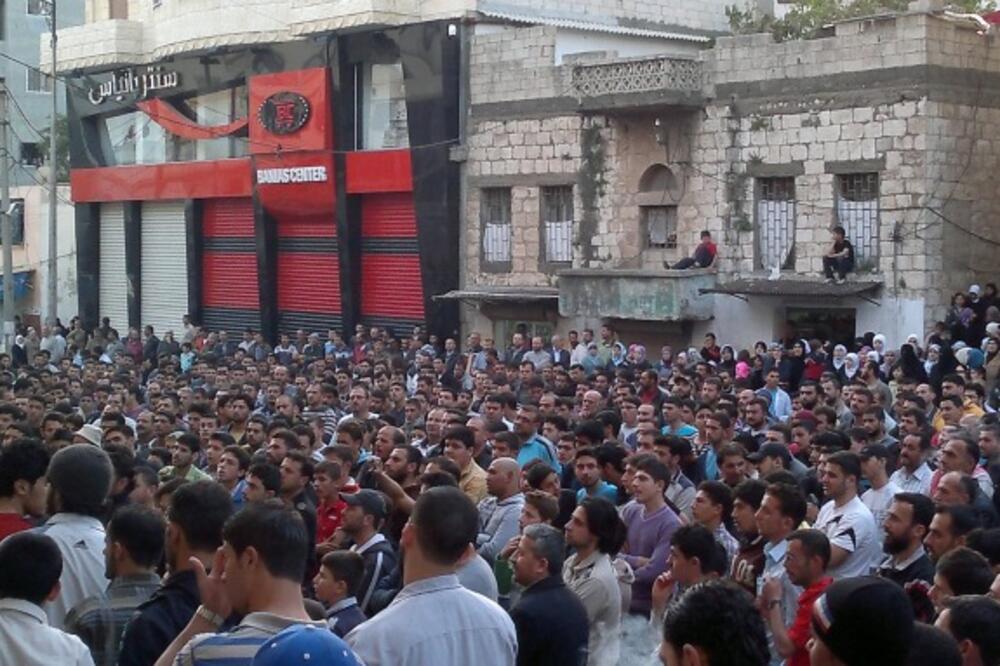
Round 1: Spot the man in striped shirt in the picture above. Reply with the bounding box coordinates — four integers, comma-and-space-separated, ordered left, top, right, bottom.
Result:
154, 501, 326, 666
66, 506, 165, 666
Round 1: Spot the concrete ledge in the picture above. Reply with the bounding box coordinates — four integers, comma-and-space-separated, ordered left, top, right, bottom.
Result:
558, 268, 716, 321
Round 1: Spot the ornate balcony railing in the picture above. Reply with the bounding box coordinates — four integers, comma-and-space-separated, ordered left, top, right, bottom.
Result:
571, 55, 703, 99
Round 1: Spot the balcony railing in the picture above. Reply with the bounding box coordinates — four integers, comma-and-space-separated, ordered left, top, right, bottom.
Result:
571, 55, 703, 99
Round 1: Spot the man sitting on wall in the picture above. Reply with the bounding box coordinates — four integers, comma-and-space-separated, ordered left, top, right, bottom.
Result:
666, 230, 717, 270
823, 225, 855, 284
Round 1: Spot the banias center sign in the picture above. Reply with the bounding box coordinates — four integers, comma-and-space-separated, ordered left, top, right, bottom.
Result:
256, 166, 328, 184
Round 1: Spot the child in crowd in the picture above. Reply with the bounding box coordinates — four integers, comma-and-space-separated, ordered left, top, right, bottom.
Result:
314, 550, 367, 638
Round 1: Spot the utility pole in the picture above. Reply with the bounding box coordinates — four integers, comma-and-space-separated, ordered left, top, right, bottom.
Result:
46, 0, 58, 326
0, 80, 14, 353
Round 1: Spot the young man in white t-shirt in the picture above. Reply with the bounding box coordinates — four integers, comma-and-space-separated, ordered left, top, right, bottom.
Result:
859, 444, 900, 544
814, 451, 881, 578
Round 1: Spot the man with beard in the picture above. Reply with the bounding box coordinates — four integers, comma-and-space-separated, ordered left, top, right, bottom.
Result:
796, 381, 821, 412
876, 492, 936, 586
368, 445, 423, 543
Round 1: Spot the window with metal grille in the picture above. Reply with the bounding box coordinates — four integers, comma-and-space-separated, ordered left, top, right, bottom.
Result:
836, 173, 879, 269
541, 186, 573, 265
643, 206, 678, 249
26, 68, 52, 93
756, 177, 796, 270
481, 188, 512, 269
26, 0, 46, 15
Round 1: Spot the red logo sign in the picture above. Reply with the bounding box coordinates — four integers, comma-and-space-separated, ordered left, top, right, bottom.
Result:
257, 92, 310, 135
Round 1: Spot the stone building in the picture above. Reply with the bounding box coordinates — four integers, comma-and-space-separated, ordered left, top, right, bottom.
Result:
452, 7, 1000, 349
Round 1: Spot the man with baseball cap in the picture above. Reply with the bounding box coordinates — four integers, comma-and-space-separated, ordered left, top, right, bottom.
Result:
809, 576, 914, 666
748, 443, 793, 478
341, 489, 397, 615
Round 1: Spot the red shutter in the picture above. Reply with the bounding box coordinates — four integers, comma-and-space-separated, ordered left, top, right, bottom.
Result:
360, 193, 425, 327
276, 213, 342, 333
202, 198, 260, 333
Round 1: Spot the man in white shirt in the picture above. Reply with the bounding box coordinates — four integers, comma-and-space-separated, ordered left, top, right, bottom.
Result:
813, 451, 881, 579
37, 444, 113, 629
890, 432, 933, 496
347, 487, 516, 666
0, 531, 94, 665
859, 444, 900, 543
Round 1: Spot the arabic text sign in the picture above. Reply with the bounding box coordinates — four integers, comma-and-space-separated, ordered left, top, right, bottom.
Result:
88, 67, 181, 105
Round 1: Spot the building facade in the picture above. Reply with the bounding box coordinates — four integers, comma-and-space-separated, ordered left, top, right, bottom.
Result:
53, 0, 727, 340
1, 0, 83, 186
454, 8, 1000, 350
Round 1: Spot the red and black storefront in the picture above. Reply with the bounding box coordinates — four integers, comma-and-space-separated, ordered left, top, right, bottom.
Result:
67, 24, 460, 341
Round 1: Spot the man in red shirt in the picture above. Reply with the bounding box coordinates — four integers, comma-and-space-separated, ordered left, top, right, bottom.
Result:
761, 528, 832, 666
669, 230, 718, 270
0, 440, 50, 540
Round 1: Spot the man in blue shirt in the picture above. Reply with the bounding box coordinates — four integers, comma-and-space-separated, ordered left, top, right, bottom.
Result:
513, 406, 560, 472
757, 369, 792, 423
661, 397, 698, 440
573, 447, 618, 504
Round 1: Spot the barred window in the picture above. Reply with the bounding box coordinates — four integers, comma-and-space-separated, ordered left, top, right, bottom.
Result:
836, 173, 879, 268
643, 206, 678, 249
541, 186, 573, 265
756, 177, 796, 271
481, 188, 511, 268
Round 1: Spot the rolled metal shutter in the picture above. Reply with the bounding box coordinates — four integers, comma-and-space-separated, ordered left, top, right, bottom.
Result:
99, 203, 129, 333
277, 214, 341, 335
360, 193, 425, 332
140, 201, 189, 336
202, 198, 259, 334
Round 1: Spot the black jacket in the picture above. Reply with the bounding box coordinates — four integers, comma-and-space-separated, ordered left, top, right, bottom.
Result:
510, 575, 589, 666
118, 569, 199, 666
353, 534, 398, 616
876, 551, 935, 588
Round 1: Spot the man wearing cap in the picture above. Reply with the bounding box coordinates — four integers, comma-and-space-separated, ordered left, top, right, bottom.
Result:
749, 443, 794, 480
813, 452, 881, 579
251, 624, 362, 666
73, 424, 104, 447
341, 489, 397, 615
36, 444, 114, 630
808, 576, 914, 666
859, 444, 901, 542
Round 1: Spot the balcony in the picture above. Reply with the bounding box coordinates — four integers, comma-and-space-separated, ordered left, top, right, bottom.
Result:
558, 268, 716, 321
289, 0, 420, 35
570, 55, 705, 112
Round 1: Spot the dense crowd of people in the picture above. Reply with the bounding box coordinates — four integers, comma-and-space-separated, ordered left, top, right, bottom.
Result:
2, 298, 1000, 666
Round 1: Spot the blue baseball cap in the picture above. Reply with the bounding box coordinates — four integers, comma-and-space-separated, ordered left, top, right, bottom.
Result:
252, 624, 364, 666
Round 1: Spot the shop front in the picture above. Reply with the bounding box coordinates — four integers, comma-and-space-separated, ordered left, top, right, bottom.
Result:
67, 24, 461, 341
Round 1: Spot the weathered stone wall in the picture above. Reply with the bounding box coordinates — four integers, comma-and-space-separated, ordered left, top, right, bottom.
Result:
463, 12, 1000, 330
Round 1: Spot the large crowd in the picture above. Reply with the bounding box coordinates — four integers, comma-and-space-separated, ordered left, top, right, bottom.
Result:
2, 288, 1000, 666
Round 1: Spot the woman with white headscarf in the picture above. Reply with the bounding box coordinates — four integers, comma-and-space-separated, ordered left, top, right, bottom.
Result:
838, 352, 860, 385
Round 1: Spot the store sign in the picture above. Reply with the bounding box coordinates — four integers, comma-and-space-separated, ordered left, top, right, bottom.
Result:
256, 166, 328, 184
88, 66, 180, 105
257, 92, 311, 135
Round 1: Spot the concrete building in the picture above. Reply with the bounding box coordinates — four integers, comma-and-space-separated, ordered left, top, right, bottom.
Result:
3, 184, 78, 327
1, 0, 83, 186
51, 0, 728, 339
454, 7, 1000, 350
